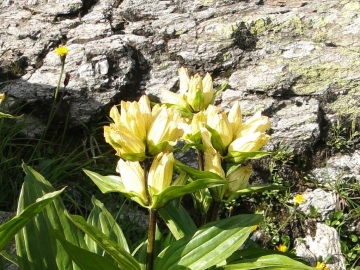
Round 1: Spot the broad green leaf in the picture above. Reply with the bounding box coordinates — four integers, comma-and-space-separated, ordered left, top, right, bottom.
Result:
217, 254, 314, 269
154, 214, 262, 270
50, 230, 120, 270
66, 213, 141, 270
225, 151, 271, 163
150, 178, 227, 209
16, 164, 86, 270
86, 196, 129, 259
0, 188, 64, 251
83, 170, 147, 208
226, 248, 303, 264
159, 201, 197, 240
235, 184, 287, 195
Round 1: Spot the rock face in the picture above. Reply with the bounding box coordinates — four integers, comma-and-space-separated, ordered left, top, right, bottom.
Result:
1, 0, 359, 269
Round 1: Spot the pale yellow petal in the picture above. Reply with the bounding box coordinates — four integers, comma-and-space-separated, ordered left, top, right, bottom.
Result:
160, 89, 189, 109
117, 159, 147, 202
229, 132, 270, 152
148, 152, 174, 193
228, 101, 242, 136
202, 73, 214, 107
204, 149, 225, 178
178, 67, 190, 94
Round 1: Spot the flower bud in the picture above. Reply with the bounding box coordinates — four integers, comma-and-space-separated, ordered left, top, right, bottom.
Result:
148, 152, 174, 193
226, 164, 252, 193
116, 159, 147, 205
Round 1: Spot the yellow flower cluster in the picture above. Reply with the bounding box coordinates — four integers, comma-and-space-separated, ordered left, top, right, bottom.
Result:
104, 95, 183, 161
161, 67, 214, 113
104, 67, 272, 207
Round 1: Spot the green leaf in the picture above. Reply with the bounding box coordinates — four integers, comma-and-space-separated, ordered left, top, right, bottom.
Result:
217, 254, 314, 269
205, 124, 227, 155
16, 164, 86, 270
159, 201, 197, 240
234, 184, 287, 195
174, 160, 224, 181
66, 213, 141, 270
0, 249, 18, 266
0, 112, 23, 119
225, 151, 271, 163
50, 230, 120, 270
151, 178, 227, 209
86, 196, 130, 259
154, 214, 262, 270
0, 188, 64, 251
83, 170, 147, 208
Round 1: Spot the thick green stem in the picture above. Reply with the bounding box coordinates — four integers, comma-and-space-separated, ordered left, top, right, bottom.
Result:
210, 200, 221, 222
146, 209, 158, 270
197, 149, 204, 171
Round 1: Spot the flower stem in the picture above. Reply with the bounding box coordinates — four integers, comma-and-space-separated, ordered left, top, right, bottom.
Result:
197, 149, 204, 171
276, 206, 297, 234
146, 209, 157, 270
32, 59, 65, 158
210, 200, 221, 222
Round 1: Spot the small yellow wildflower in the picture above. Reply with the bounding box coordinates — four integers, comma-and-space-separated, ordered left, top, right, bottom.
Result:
294, 194, 306, 205
251, 225, 257, 233
315, 262, 329, 270
55, 46, 69, 58
276, 244, 288, 252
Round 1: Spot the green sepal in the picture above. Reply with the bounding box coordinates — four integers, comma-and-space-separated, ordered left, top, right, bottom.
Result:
83, 170, 148, 208
174, 160, 225, 181
50, 230, 120, 270
154, 214, 262, 270
174, 142, 206, 153
162, 103, 193, 118
149, 178, 227, 209
148, 141, 170, 156
205, 124, 227, 155
65, 213, 141, 270
225, 151, 271, 163
0, 188, 65, 251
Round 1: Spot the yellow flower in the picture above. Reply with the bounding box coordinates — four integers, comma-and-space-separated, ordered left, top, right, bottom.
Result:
201, 102, 271, 157
104, 96, 183, 160
0, 92, 5, 105
55, 46, 69, 58
316, 262, 329, 270
147, 106, 183, 155
161, 67, 215, 113
276, 244, 288, 252
148, 152, 174, 193
294, 194, 306, 205
116, 159, 148, 205
228, 132, 271, 153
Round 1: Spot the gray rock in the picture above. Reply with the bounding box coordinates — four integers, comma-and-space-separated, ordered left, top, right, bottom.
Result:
297, 189, 337, 221
295, 223, 346, 270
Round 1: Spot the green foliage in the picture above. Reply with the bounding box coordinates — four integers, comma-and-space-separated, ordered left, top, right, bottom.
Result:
326, 118, 359, 152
